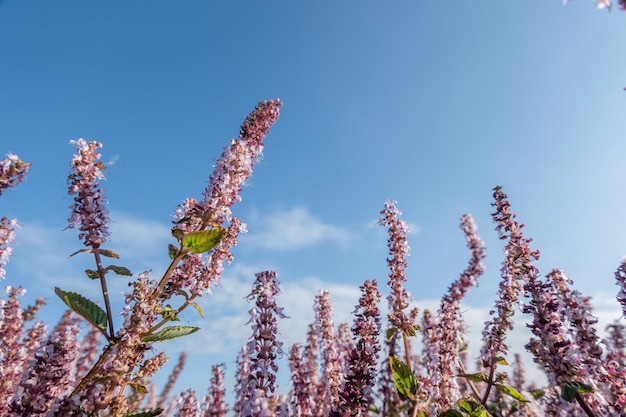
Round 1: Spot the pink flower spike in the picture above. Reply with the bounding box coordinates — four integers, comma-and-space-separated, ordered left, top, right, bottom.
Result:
201, 99, 282, 225
66, 139, 110, 248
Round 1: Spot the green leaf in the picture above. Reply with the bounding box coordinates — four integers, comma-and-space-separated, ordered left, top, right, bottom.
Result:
157, 305, 179, 321
457, 399, 490, 417
129, 382, 148, 394
98, 249, 120, 259
439, 410, 464, 417
403, 324, 419, 337
389, 355, 417, 400
182, 227, 224, 253
530, 388, 545, 400
494, 356, 509, 366
105, 265, 132, 276
386, 327, 398, 341
85, 269, 99, 279
69, 248, 92, 258
54, 287, 107, 333
168, 244, 178, 259
482, 355, 508, 368
123, 409, 163, 417
495, 383, 528, 402
141, 326, 199, 343
561, 382, 594, 403
459, 372, 489, 383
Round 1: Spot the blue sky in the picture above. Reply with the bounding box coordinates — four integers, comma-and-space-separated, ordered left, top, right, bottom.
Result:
1, 0, 626, 404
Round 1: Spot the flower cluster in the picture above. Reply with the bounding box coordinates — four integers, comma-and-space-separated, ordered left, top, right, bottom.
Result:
67, 139, 110, 248
0, 153, 30, 197
5, 102, 626, 417
378, 200, 419, 336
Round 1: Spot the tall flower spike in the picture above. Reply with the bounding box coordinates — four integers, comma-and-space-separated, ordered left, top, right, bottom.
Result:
288, 343, 314, 417
335, 279, 382, 416
240, 270, 287, 416
378, 200, 418, 336
200, 99, 282, 225
0, 286, 28, 416
66, 139, 110, 247
427, 214, 486, 414
202, 364, 229, 417
314, 290, 343, 414
480, 186, 540, 366
174, 389, 200, 417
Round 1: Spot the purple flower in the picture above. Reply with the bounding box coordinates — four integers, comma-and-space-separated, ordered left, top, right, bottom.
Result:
0, 217, 18, 279
202, 364, 229, 417
480, 186, 540, 366
615, 261, 626, 319
426, 214, 486, 414
288, 343, 314, 417
314, 290, 343, 414
174, 389, 200, 417
0, 286, 28, 416
335, 279, 382, 416
11, 321, 80, 416
66, 139, 110, 248
0, 153, 30, 197
243, 271, 286, 401
378, 200, 418, 336
200, 99, 282, 225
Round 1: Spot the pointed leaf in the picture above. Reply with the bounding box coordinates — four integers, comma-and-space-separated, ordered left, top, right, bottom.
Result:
386, 327, 398, 341
530, 388, 545, 400
190, 301, 204, 318
105, 265, 132, 276
182, 227, 224, 253
69, 248, 92, 258
98, 249, 120, 259
141, 326, 199, 343
496, 383, 528, 402
129, 382, 148, 394
55, 287, 108, 333
459, 372, 490, 383
457, 399, 490, 417
157, 305, 179, 321
389, 355, 417, 400
85, 269, 99, 279
439, 410, 464, 417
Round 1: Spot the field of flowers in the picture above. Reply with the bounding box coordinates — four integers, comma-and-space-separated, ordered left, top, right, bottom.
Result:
1, 100, 625, 416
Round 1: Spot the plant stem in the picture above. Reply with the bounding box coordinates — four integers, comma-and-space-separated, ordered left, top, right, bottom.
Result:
149, 251, 186, 301
480, 357, 497, 405
575, 392, 596, 417
93, 249, 115, 338
72, 344, 113, 396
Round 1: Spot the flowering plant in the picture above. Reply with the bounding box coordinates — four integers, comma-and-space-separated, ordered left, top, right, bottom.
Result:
1, 100, 626, 417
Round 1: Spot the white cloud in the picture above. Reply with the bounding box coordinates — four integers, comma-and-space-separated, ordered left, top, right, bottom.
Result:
242, 206, 353, 251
